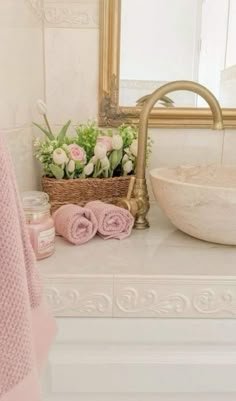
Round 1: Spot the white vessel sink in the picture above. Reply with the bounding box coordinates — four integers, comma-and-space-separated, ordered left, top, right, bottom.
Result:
150, 165, 236, 245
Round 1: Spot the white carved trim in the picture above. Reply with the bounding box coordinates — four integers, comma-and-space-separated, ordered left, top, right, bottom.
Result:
26, 0, 99, 28
193, 288, 236, 315
44, 275, 113, 317
114, 278, 236, 318
115, 287, 190, 315
43, 274, 236, 318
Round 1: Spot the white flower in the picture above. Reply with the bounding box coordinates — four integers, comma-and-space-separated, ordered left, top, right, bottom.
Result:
123, 160, 133, 174
100, 156, 110, 169
37, 99, 47, 115
122, 154, 129, 163
84, 162, 94, 176
52, 148, 68, 165
130, 139, 138, 157
62, 144, 69, 152
91, 155, 98, 164
112, 135, 123, 150
67, 159, 75, 173
94, 143, 107, 160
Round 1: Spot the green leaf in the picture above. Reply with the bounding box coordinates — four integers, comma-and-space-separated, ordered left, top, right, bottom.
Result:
109, 148, 123, 171
76, 122, 101, 160
104, 169, 108, 178
50, 164, 64, 179
75, 160, 82, 170
57, 120, 71, 144
33, 122, 54, 140
94, 168, 104, 178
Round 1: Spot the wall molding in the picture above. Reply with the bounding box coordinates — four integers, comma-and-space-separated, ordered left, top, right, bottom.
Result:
44, 276, 113, 317
27, 0, 99, 28
43, 275, 236, 318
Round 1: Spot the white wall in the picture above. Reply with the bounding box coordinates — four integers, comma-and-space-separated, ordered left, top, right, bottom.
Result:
0, 0, 44, 191
120, 0, 201, 82
196, 0, 236, 106
226, 0, 236, 67
43, 0, 99, 129
198, 0, 229, 104
120, 0, 236, 108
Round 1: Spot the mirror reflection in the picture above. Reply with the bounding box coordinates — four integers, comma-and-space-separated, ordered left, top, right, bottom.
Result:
120, 0, 236, 107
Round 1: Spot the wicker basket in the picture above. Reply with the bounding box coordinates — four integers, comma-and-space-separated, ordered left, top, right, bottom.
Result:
42, 176, 132, 213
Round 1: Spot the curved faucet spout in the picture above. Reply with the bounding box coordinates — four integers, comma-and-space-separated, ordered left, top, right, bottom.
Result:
120, 80, 224, 230
137, 80, 224, 180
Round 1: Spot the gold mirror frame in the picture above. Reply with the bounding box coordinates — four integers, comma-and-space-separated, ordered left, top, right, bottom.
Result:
99, 0, 236, 128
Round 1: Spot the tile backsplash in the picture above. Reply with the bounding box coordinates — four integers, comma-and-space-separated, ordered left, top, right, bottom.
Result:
0, 0, 44, 190
1, 0, 235, 193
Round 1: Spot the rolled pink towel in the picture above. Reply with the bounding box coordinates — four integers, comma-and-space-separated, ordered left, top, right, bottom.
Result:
53, 204, 98, 245
86, 200, 134, 240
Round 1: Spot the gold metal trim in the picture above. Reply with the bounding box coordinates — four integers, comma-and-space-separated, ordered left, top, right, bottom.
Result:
99, 0, 236, 128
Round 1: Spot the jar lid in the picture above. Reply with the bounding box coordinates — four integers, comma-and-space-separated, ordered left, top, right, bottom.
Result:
22, 191, 50, 213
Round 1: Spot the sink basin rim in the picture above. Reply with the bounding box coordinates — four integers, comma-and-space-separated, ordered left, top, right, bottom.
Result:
149, 166, 236, 192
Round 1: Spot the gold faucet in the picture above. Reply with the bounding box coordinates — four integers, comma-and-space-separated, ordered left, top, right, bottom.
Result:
119, 80, 224, 229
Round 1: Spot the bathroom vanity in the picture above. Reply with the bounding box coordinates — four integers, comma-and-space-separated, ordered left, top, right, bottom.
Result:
40, 205, 236, 401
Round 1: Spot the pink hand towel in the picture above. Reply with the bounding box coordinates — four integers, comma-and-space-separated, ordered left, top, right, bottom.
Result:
86, 200, 134, 240
0, 133, 56, 401
53, 204, 98, 245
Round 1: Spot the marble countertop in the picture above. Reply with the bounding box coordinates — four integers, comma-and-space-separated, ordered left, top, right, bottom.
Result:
39, 205, 236, 319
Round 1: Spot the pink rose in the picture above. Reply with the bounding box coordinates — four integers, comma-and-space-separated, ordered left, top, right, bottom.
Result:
97, 136, 112, 152
68, 144, 86, 163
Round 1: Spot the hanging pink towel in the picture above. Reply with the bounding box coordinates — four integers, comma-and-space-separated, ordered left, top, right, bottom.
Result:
86, 200, 134, 240
0, 133, 56, 401
53, 204, 98, 245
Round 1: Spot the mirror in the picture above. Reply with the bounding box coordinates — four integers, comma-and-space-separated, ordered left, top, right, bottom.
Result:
99, 0, 236, 127
120, 0, 236, 108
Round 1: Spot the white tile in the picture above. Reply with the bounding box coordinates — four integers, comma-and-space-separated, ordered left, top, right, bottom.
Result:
44, 27, 99, 125
148, 128, 224, 169
222, 129, 236, 164
3, 125, 40, 191
0, 0, 44, 129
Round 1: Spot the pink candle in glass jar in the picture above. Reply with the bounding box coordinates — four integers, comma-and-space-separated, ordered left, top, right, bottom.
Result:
22, 191, 55, 260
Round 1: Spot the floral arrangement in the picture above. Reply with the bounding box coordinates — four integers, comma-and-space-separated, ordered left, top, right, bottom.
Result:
34, 100, 151, 180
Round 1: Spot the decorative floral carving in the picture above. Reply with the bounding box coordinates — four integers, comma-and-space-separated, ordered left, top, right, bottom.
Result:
44, 7, 89, 26
45, 287, 112, 315
115, 287, 190, 315
26, 0, 99, 28
193, 289, 236, 315
100, 74, 140, 127
44, 282, 236, 318
26, 0, 44, 19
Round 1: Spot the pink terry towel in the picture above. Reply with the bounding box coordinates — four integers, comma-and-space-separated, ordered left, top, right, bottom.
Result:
0, 133, 56, 401
86, 200, 134, 240
53, 204, 98, 245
